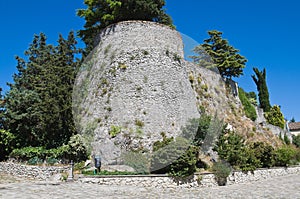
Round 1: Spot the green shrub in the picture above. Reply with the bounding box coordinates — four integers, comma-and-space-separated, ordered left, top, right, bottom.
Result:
109, 125, 122, 138
292, 135, 300, 148
249, 142, 275, 168
10, 147, 47, 161
181, 115, 212, 146
121, 151, 149, 174
214, 131, 259, 171
238, 88, 257, 121
46, 157, 59, 165
66, 134, 89, 162
82, 170, 138, 176
151, 136, 198, 177
265, 105, 285, 129
9, 134, 88, 164
212, 161, 231, 186
168, 145, 199, 177
0, 130, 16, 161
27, 157, 43, 165
152, 132, 173, 152
284, 134, 291, 145
274, 146, 296, 167
135, 119, 144, 128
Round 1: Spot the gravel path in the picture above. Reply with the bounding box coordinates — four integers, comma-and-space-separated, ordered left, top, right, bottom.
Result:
0, 173, 300, 199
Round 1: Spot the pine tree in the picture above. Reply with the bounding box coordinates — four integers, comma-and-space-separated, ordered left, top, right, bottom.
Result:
192, 30, 247, 79
77, 0, 173, 52
251, 68, 271, 112
5, 32, 80, 148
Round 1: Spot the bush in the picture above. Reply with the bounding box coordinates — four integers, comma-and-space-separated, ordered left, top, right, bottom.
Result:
214, 131, 260, 171
168, 145, 199, 177
292, 135, 300, 148
249, 142, 275, 168
151, 136, 198, 177
27, 157, 43, 165
10, 146, 47, 161
274, 146, 296, 167
265, 105, 285, 129
122, 151, 149, 174
109, 125, 122, 138
0, 130, 16, 161
238, 88, 257, 121
9, 134, 88, 164
212, 161, 231, 186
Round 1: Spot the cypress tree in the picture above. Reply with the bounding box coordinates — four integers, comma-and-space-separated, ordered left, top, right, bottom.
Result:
251, 68, 271, 112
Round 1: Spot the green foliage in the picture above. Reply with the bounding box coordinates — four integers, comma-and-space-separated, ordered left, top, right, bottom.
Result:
152, 132, 173, 152
168, 145, 198, 177
292, 135, 300, 148
10, 134, 88, 164
214, 131, 260, 171
4, 32, 81, 149
121, 151, 149, 174
66, 134, 89, 162
77, 0, 173, 52
245, 91, 258, 106
192, 30, 247, 79
10, 146, 47, 161
0, 130, 16, 161
181, 114, 218, 148
265, 105, 285, 129
274, 146, 296, 167
249, 142, 275, 168
283, 134, 291, 145
109, 125, 122, 138
82, 170, 139, 176
135, 119, 144, 128
238, 88, 257, 121
212, 161, 231, 186
151, 136, 195, 176
252, 68, 271, 112
27, 157, 43, 165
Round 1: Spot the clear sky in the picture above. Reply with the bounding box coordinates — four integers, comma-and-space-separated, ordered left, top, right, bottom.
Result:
0, 0, 299, 121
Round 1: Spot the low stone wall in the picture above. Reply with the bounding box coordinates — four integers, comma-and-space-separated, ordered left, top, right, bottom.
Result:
79, 166, 300, 188
0, 162, 69, 180
1, 162, 299, 187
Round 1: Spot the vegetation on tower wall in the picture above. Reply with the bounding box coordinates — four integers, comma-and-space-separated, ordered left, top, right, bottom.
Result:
238, 87, 257, 121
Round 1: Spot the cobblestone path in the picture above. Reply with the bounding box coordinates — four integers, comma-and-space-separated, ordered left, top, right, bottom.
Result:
0, 173, 299, 199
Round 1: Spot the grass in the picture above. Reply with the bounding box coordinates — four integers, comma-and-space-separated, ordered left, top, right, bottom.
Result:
82, 170, 140, 176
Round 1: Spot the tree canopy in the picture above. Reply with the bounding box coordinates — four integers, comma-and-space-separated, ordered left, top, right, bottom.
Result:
252, 67, 271, 112
77, 0, 173, 52
4, 32, 81, 149
192, 30, 247, 79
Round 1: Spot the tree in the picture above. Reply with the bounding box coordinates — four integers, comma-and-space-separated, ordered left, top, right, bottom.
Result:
251, 67, 271, 112
4, 32, 80, 148
192, 30, 247, 79
265, 105, 285, 129
0, 87, 5, 129
77, 0, 173, 52
290, 117, 296, 123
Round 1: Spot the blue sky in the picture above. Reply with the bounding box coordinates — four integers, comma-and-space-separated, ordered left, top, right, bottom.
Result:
0, 0, 299, 121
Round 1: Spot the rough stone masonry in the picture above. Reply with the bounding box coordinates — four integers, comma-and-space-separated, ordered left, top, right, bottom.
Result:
73, 21, 241, 165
